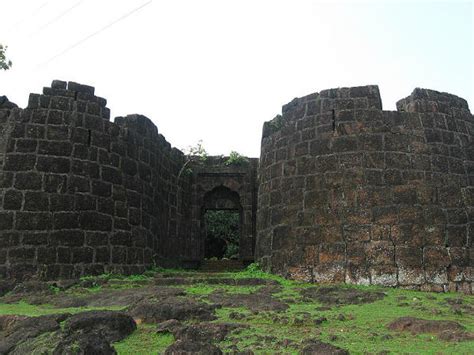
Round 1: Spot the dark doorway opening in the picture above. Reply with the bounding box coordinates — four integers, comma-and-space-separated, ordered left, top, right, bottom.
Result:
201, 185, 243, 260
204, 210, 240, 259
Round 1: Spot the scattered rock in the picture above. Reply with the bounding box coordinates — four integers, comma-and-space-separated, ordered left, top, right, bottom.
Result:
208, 288, 288, 312
157, 319, 182, 333
153, 277, 279, 287
128, 297, 219, 323
300, 339, 349, 354
445, 298, 474, 316
300, 286, 385, 306
229, 312, 246, 320
0, 314, 28, 332
63, 310, 136, 342
49, 279, 81, 291
174, 323, 245, 343
53, 310, 136, 354
164, 339, 222, 354
163, 322, 246, 355
438, 330, 474, 342
53, 330, 117, 355
387, 317, 473, 341
314, 317, 327, 325
293, 318, 304, 326
11, 281, 52, 295
0, 313, 69, 354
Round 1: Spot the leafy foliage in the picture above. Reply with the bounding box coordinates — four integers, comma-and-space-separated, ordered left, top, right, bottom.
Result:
204, 210, 240, 259
0, 44, 12, 71
178, 140, 208, 177
224, 151, 249, 166
183, 139, 208, 162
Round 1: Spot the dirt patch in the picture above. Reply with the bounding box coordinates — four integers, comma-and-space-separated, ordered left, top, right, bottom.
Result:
208, 287, 288, 312
128, 297, 219, 323
300, 286, 385, 306
300, 339, 349, 355
387, 317, 474, 342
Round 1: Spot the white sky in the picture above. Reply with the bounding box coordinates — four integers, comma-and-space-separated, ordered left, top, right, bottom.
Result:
0, 0, 472, 157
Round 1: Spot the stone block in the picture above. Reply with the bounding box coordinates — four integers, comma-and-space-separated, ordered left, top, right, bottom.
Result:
14, 172, 42, 190
24, 191, 49, 211
50, 230, 85, 246
36, 156, 70, 173
3, 154, 36, 171
79, 212, 112, 231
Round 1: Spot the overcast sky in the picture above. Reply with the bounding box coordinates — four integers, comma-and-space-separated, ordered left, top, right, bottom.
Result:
0, 0, 472, 157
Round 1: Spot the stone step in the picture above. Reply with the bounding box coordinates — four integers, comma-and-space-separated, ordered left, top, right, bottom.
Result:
200, 259, 246, 272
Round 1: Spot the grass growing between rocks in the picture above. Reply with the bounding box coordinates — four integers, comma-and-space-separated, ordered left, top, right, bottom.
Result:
113, 324, 174, 354
0, 264, 473, 354
0, 301, 125, 316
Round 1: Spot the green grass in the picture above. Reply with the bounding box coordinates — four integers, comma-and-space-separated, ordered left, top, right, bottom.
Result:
1, 265, 473, 354
113, 324, 174, 354
0, 301, 125, 316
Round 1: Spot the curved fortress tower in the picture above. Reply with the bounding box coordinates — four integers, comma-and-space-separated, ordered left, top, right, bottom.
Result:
257, 86, 473, 292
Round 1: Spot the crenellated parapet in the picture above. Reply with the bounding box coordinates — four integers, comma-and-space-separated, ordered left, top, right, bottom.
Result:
0, 81, 192, 279
257, 85, 473, 293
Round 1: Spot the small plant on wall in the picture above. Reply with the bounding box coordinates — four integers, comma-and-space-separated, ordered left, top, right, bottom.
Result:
178, 140, 208, 177
225, 151, 249, 166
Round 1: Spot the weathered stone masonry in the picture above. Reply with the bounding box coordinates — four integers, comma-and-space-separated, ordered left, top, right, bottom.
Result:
257, 85, 473, 293
0, 80, 258, 280
1, 80, 472, 294
0, 81, 195, 279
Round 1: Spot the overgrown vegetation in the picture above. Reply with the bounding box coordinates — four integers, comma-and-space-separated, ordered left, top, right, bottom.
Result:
224, 151, 249, 166
0, 44, 12, 71
204, 210, 240, 259
1, 264, 473, 354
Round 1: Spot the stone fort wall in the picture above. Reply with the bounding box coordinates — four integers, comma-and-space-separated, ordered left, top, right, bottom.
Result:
0, 81, 194, 279
257, 86, 473, 293
1, 80, 472, 293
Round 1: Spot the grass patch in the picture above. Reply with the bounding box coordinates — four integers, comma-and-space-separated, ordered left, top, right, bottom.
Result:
113, 324, 174, 354
0, 301, 125, 317
1, 265, 473, 354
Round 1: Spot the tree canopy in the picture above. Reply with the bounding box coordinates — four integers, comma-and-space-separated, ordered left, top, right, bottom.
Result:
0, 44, 12, 71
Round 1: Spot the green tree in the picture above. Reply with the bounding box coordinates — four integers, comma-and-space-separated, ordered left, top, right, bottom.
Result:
0, 44, 12, 71
204, 210, 240, 259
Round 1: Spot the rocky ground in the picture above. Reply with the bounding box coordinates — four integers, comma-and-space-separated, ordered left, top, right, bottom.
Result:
0, 265, 473, 354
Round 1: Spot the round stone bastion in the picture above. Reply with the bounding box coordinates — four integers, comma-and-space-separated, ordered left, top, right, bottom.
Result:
256, 85, 473, 293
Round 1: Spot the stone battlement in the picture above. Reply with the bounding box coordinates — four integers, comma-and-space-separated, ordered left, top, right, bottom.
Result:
258, 85, 472, 293
0, 81, 472, 294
